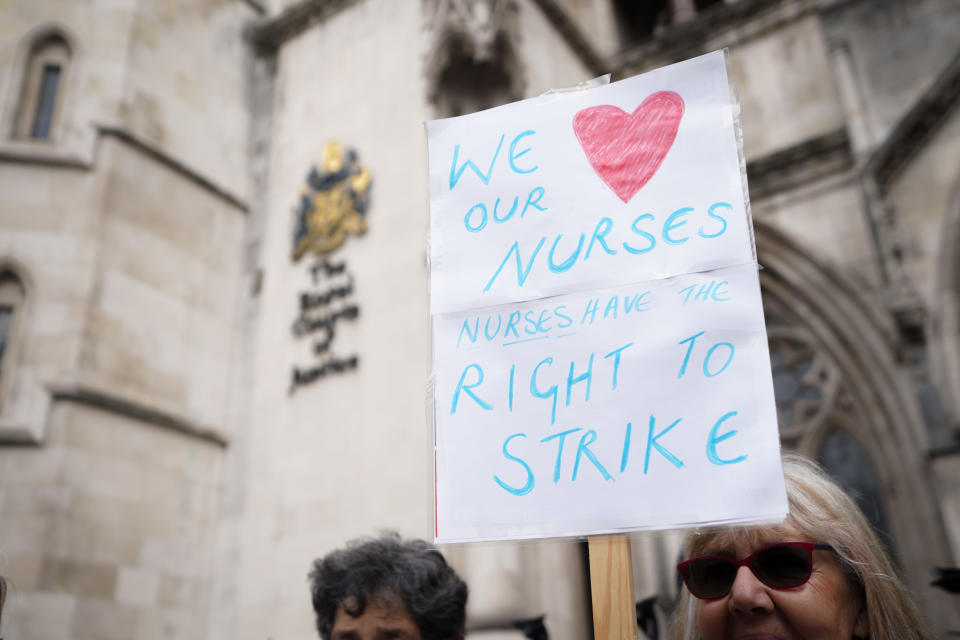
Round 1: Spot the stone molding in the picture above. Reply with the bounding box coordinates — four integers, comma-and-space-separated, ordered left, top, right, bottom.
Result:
246, 0, 360, 54
746, 128, 853, 201
613, 0, 818, 75
528, 0, 605, 76
247, 0, 607, 76
854, 52, 960, 325
0, 140, 91, 169
0, 125, 250, 213
865, 50, 960, 195
0, 371, 51, 445
243, 0, 267, 16
47, 382, 229, 447
96, 126, 249, 212
97, 125, 250, 212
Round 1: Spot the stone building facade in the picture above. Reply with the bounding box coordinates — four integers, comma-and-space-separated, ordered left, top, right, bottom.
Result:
0, 0, 958, 638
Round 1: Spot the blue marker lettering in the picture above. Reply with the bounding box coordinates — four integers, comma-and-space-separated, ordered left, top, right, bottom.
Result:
623, 213, 656, 254
663, 207, 693, 245
698, 201, 730, 239
522, 311, 537, 336
566, 353, 594, 407
694, 281, 715, 302
457, 318, 479, 348
713, 281, 730, 301
644, 415, 685, 474
706, 411, 747, 465
504, 311, 521, 339
483, 237, 546, 293
449, 135, 504, 190
540, 427, 581, 484
573, 429, 613, 482
603, 295, 619, 320
520, 186, 547, 216
536, 309, 552, 334
581, 298, 599, 325
555, 305, 573, 328
450, 363, 493, 414
494, 433, 535, 496
530, 357, 558, 425
603, 342, 634, 390
547, 233, 585, 273
677, 331, 705, 379
703, 342, 735, 377
585, 217, 617, 259
508, 364, 516, 411
464, 203, 487, 232
508, 130, 538, 174
620, 422, 632, 473
484, 313, 503, 340
623, 292, 650, 313
492, 196, 519, 223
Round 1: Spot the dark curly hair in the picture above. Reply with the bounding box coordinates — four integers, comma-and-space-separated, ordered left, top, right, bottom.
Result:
308, 532, 468, 640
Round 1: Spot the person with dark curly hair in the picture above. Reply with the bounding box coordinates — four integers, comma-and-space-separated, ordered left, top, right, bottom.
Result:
0, 574, 6, 640
309, 531, 468, 640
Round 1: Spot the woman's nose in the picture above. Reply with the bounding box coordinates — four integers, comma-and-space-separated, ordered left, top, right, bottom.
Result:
728, 565, 775, 614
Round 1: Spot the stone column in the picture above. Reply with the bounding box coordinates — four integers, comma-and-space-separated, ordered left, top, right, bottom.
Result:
826, 39, 877, 156
671, 0, 697, 23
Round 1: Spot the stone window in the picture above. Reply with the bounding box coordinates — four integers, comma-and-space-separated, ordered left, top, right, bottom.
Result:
433, 38, 517, 117
0, 270, 26, 410
611, 0, 671, 42
818, 428, 895, 552
612, 0, 734, 42
13, 32, 71, 141
426, 0, 524, 119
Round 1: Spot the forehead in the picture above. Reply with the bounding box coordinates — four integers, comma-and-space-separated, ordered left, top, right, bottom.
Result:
688, 523, 806, 555
331, 598, 420, 639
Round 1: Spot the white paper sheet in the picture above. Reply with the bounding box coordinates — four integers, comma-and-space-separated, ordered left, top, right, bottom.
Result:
427, 51, 786, 543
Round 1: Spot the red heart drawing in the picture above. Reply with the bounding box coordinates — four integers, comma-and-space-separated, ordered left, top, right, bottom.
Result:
573, 91, 685, 203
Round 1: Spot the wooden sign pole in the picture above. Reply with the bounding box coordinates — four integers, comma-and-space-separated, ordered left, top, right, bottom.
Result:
589, 534, 637, 640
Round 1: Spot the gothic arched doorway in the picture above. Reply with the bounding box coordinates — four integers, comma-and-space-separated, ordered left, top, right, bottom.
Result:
756, 220, 958, 627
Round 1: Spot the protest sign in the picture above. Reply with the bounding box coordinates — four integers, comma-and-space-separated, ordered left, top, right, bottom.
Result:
427, 51, 786, 543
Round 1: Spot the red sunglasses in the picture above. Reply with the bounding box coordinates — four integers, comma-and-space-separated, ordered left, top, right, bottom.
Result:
677, 541, 835, 600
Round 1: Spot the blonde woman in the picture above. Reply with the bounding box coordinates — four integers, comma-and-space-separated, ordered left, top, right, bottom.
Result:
671, 454, 930, 640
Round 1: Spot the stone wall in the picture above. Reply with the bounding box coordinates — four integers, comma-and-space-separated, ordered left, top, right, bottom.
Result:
0, 0, 252, 636
0, 0, 136, 159
0, 402, 223, 639
821, 0, 960, 149
208, 1, 437, 636
2, 0, 959, 638
122, 0, 253, 199
75, 136, 246, 434
729, 14, 844, 161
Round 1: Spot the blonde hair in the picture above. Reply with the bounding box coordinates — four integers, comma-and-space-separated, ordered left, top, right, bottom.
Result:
670, 453, 931, 640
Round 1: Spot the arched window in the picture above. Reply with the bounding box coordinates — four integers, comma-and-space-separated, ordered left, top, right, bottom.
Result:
14, 32, 71, 141
612, 0, 670, 43
425, 0, 524, 119
433, 35, 518, 117
818, 428, 894, 550
0, 270, 26, 410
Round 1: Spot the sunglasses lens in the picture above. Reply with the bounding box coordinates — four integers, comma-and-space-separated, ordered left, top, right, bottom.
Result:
683, 557, 737, 599
753, 544, 812, 588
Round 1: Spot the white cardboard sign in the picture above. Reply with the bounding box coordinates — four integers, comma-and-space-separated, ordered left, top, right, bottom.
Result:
427, 51, 786, 543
